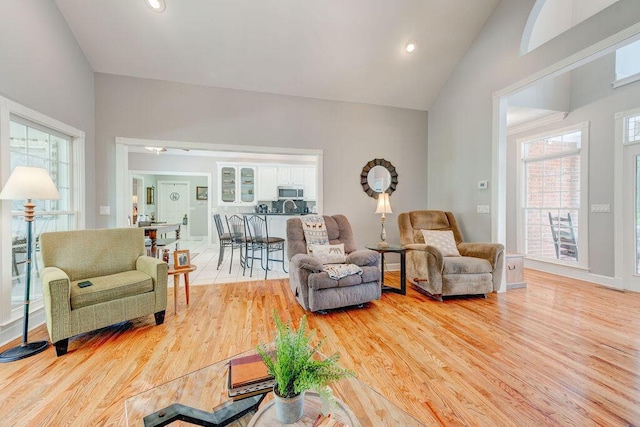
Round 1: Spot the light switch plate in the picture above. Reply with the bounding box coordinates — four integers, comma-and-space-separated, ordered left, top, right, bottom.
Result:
99, 206, 110, 215
591, 204, 611, 213
476, 205, 490, 214
478, 180, 488, 190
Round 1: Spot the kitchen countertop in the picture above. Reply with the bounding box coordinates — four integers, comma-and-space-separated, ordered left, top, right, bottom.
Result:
253, 212, 310, 216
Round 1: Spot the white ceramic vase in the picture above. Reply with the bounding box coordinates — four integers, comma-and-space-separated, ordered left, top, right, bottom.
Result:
273, 389, 305, 424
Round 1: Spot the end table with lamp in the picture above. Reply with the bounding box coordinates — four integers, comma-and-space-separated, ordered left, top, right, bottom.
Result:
366, 243, 406, 295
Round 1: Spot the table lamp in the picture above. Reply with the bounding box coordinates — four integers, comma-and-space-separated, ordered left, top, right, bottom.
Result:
375, 192, 392, 248
0, 166, 61, 362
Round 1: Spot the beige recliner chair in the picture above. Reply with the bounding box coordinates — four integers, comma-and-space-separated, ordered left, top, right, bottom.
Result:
398, 210, 504, 301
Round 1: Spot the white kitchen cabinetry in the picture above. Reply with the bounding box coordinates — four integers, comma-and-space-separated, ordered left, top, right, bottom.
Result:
277, 167, 305, 186
303, 167, 317, 201
257, 166, 278, 201
218, 164, 256, 206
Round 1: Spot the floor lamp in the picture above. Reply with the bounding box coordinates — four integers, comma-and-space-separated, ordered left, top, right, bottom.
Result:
0, 166, 61, 362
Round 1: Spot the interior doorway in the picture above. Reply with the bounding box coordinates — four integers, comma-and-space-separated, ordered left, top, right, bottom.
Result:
157, 181, 190, 240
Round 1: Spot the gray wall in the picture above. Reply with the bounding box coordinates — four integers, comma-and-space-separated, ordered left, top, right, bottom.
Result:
0, 1, 95, 225
95, 73, 428, 249
428, 0, 640, 278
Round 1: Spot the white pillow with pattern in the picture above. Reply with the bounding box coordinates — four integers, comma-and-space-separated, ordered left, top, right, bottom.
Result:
421, 230, 461, 257
309, 243, 347, 264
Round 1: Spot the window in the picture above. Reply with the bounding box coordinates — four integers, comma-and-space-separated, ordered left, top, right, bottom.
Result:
9, 117, 78, 309
625, 113, 640, 144
518, 123, 589, 266
614, 39, 640, 87
1, 96, 85, 330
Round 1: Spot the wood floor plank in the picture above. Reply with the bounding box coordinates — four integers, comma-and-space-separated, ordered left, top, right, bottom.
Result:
1, 269, 640, 426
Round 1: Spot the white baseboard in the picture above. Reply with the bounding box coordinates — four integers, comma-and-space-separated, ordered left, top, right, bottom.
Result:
0, 308, 46, 348
385, 263, 400, 271
524, 258, 617, 288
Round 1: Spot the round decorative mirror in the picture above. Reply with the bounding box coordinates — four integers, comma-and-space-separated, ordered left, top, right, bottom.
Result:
360, 158, 398, 199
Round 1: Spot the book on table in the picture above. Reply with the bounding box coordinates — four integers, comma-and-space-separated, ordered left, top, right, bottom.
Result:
227, 353, 275, 400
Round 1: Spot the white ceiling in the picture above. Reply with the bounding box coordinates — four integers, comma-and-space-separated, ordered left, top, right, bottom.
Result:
54, 0, 499, 111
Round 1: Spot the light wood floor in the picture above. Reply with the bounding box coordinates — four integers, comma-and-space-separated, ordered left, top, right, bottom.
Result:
1, 270, 639, 426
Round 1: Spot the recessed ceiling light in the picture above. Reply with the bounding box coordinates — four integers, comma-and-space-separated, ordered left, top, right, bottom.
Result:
145, 0, 166, 12
404, 41, 417, 54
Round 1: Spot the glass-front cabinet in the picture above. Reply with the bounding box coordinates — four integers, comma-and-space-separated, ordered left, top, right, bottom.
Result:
218, 163, 256, 205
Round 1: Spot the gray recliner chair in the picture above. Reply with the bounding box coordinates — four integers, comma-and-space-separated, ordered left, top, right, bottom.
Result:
286, 214, 381, 312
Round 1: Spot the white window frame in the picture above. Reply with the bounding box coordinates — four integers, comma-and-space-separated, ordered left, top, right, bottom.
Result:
0, 95, 85, 342
614, 107, 640, 288
516, 122, 590, 270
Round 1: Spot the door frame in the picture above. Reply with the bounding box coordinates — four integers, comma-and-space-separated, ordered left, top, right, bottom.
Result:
614, 107, 640, 290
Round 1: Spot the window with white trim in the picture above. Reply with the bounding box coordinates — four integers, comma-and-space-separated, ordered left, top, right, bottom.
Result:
9, 116, 78, 309
614, 39, 640, 88
518, 124, 588, 266
1, 96, 84, 330
625, 113, 640, 144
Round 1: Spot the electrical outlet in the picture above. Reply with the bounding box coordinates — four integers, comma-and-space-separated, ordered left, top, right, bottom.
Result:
99, 206, 111, 215
476, 205, 490, 214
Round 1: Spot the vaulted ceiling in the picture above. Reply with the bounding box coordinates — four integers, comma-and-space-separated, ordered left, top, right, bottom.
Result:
54, 0, 500, 111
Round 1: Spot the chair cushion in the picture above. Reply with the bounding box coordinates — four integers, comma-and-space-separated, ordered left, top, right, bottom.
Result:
443, 256, 492, 275
70, 270, 154, 309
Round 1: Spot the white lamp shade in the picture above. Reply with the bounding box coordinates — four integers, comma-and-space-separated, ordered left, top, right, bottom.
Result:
375, 192, 393, 214
0, 166, 61, 200
132, 195, 138, 204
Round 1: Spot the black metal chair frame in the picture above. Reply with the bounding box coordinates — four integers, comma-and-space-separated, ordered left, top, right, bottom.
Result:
548, 211, 578, 261
244, 214, 288, 280
213, 214, 233, 270
225, 214, 248, 275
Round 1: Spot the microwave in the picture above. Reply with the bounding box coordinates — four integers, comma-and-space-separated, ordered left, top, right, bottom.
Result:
278, 186, 304, 200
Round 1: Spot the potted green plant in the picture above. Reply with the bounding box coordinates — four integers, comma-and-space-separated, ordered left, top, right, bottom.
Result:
256, 311, 354, 424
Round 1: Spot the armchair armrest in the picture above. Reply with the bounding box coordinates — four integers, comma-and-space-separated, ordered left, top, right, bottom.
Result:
403, 244, 444, 270
41, 266, 72, 343
136, 255, 168, 312
136, 255, 168, 282
346, 249, 379, 267
457, 242, 504, 270
290, 253, 324, 273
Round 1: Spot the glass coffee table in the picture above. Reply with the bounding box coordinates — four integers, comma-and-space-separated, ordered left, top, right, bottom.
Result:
125, 349, 422, 426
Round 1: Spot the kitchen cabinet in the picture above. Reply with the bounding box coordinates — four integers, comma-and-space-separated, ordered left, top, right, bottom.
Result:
218, 164, 256, 206
277, 167, 306, 186
257, 166, 278, 201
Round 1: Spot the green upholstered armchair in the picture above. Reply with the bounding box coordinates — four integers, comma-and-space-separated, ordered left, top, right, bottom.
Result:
398, 210, 504, 301
39, 228, 168, 356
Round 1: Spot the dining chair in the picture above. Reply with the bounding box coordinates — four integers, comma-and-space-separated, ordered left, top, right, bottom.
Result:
213, 214, 233, 270
225, 214, 248, 275
244, 214, 287, 280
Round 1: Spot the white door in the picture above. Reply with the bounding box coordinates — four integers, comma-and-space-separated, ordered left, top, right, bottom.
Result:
623, 143, 640, 291
158, 181, 190, 239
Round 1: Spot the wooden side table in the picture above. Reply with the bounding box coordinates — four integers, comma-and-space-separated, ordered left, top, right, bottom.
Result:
365, 244, 406, 295
167, 264, 197, 313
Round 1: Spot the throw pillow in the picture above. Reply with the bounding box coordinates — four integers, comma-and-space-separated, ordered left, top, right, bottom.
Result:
309, 243, 347, 264
421, 230, 461, 257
